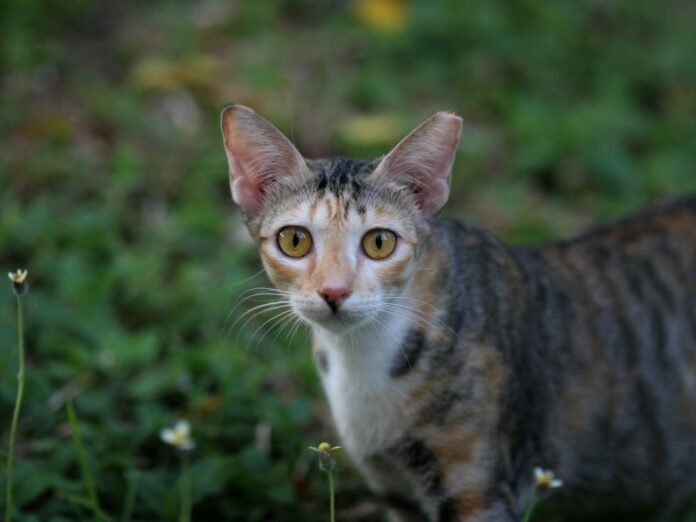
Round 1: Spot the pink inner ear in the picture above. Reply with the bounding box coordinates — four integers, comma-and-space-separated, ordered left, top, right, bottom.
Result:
374, 112, 462, 216
225, 135, 270, 214
231, 177, 264, 215
419, 179, 450, 214
221, 105, 308, 216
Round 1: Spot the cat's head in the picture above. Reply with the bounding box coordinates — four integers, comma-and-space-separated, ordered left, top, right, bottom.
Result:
221, 105, 462, 333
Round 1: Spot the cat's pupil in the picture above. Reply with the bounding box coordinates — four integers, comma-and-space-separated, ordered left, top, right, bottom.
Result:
292, 233, 300, 247
375, 234, 383, 249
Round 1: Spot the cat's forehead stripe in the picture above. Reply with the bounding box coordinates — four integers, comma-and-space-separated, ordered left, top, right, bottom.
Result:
307, 157, 377, 198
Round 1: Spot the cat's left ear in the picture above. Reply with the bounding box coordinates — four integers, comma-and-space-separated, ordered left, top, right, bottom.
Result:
373, 112, 462, 216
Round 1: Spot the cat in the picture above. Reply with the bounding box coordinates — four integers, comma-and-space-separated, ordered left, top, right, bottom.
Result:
220, 104, 696, 522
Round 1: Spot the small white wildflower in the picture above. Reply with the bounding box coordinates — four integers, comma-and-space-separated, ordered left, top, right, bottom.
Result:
160, 420, 195, 451
309, 442, 342, 472
534, 467, 563, 490
8, 269, 28, 284
310, 442, 342, 454
8, 269, 29, 296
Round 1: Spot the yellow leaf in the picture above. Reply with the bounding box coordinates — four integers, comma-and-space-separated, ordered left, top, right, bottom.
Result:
337, 114, 403, 147
130, 55, 220, 92
354, 0, 408, 33
130, 59, 181, 91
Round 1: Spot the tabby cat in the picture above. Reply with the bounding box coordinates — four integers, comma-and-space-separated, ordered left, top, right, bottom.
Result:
220, 105, 696, 522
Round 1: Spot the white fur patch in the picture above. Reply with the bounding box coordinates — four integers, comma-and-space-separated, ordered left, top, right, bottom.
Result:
315, 311, 417, 456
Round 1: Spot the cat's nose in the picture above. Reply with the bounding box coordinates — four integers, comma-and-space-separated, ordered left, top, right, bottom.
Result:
319, 287, 352, 313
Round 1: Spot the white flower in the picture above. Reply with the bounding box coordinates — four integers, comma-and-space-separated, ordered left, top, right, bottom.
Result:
160, 420, 195, 451
309, 441, 342, 472
309, 442, 342, 456
534, 467, 563, 490
8, 269, 28, 284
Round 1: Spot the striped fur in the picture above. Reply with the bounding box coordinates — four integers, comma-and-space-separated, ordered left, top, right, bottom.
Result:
221, 107, 696, 521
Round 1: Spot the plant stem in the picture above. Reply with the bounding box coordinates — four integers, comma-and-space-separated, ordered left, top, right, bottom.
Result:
522, 491, 537, 522
5, 294, 25, 522
120, 470, 138, 522
179, 453, 191, 522
328, 470, 335, 522
66, 401, 105, 521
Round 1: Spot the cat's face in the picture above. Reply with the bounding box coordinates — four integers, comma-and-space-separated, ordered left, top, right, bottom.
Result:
221, 106, 462, 334
256, 165, 422, 332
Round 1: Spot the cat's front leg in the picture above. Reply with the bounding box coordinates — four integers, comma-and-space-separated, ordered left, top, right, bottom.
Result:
386, 507, 428, 522
385, 499, 519, 522
378, 484, 519, 522
461, 501, 520, 522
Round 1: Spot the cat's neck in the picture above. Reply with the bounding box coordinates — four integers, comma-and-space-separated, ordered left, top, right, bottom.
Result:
311, 278, 429, 454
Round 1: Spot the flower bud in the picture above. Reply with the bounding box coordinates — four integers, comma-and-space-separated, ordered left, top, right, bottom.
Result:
8, 270, 29, 296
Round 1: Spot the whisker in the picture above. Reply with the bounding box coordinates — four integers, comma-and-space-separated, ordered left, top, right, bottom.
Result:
287, 316, 307, 346
222, 286, 292, 332
230, 303, 293, 347
270, 310, 305, 347
226, 300, 291, 338
380, 303, 458, 340
381, 297, 450, 324
249, 308, 297, 351
384, 294, 443, 313
224, 268, 267, 289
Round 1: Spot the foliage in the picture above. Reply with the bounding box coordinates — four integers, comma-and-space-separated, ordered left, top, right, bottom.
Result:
1, 0, 695, 520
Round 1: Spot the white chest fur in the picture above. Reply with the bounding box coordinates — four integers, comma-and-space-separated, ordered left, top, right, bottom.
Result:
313, 312, 417, 458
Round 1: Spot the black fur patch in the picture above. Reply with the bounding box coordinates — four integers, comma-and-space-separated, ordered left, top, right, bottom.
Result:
307, 157, 376, 199
391, 437, 443, 497
437, 497, 460, 522
389, 329, 426, 378
315, 349, 329, 374
382, 493, 426, 515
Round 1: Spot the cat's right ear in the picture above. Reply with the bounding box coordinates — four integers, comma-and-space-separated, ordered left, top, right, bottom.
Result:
221, 105, 308, 216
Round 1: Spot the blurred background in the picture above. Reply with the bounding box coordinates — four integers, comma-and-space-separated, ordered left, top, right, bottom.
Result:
1, 0, 695, 520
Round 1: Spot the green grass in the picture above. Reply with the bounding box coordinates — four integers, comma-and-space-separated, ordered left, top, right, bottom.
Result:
1, 0, 695, 520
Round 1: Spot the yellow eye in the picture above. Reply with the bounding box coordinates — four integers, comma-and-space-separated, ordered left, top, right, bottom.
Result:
362, 229, 397, 260
277, 226, 313, 258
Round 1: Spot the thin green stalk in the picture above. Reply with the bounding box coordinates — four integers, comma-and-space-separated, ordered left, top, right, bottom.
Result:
328, 470, 335, 522
308, 443, 340, 522
4, 294, 25, 522
66, 401, 105, 521
522, 491, 538, 522
179, 453, 191, 522
120, 470, 138, 522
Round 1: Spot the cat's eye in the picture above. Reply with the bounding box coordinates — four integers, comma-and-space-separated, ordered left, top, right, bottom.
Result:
277, 226, 313, 258
362, 229, 397, 260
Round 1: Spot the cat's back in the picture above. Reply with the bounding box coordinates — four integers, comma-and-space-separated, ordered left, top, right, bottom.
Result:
534, 196, 695, 355
526, 197, 696, 512
544, 195, 695, 269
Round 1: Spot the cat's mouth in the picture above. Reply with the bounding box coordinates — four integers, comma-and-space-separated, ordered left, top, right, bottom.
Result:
293, 301, 378, 333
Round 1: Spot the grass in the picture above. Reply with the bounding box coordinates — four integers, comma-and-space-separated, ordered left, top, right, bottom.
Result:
65, 400, 105, 521
1, 0, 695, 520
178, 453, 191, 522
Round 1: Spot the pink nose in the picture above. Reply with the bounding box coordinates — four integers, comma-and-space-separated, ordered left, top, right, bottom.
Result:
319, 287, 352, 312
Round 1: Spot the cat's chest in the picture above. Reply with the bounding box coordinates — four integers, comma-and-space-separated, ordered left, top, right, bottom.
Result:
313, 316, 417, 457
